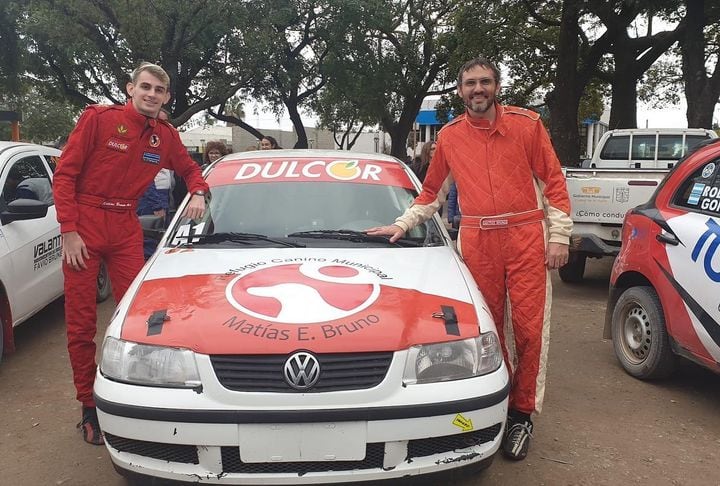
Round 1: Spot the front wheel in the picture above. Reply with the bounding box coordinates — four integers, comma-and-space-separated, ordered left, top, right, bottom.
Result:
0, 314, 4, 364
558, 252, 586, 283
611, 286, 676, 379
96, 261, 112, 303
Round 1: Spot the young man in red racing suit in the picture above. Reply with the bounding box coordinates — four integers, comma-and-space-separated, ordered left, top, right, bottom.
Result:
53, 62, 209, 445
367, 57, 572, 461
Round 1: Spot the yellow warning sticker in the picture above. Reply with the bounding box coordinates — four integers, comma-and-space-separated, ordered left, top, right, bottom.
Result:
452, 413, 474, 431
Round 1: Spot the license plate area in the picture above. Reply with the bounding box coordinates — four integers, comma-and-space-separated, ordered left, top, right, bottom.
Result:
238, 422, 367, 463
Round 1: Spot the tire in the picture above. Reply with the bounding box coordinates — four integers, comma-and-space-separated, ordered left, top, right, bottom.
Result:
611, 286, 676, 379
558, 252, 586, 283
0, 314, 4, 364
96, 261, 112, 303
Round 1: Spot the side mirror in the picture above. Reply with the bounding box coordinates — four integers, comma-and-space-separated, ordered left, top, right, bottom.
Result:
139, 214, 165, 240
0, 199, 48, 225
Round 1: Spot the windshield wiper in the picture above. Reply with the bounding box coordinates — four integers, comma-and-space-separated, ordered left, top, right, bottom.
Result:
287, 229, 420, 247
191, 232, 305, 248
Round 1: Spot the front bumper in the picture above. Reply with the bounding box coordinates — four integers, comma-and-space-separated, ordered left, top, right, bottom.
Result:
95, 351, 509, 485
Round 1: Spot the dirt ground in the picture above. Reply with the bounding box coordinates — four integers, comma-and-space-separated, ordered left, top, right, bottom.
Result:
1, 257, 719, 486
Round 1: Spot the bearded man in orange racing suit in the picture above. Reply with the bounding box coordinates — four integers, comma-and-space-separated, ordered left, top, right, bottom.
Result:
367, 57, 572, 461
53, 62, 209, 445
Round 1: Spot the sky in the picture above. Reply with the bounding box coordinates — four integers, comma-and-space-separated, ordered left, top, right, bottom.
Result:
231, 99, 720, 132
636, 103, 720, 128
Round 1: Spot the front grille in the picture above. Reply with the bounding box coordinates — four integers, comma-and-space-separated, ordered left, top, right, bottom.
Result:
104, 433, 199, 464
407, 423, 502, 459
221, 443, 385, 473
210, 352, 393, 392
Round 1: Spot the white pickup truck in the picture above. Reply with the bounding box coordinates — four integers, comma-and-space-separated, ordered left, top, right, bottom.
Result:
560, 129, 719, 283
560, 167, 669, 282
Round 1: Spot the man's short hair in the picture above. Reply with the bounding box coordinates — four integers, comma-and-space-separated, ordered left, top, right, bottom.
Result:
131, 62, 170, 88
457, 57, 501, 85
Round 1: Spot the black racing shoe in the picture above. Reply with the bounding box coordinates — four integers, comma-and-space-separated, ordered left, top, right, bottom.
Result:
77, 406, 104, 445
502, 417, 533, 460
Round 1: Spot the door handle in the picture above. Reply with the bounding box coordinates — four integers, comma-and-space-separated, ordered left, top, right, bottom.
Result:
656, 232, 679, 246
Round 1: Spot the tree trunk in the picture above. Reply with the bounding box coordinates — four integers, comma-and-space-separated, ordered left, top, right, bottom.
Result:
547, 0, 583, 167
286, 101, 308, 148
608, 46, 639, 129
682, 0, 720, 129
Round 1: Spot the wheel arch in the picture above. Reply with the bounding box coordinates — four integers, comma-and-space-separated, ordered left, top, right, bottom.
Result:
604, 271, 654, 339
0, 279, 15, 356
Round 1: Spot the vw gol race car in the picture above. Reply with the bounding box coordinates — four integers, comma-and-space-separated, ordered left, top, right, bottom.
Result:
95, 150, 509, 485
606, 139, 720, 378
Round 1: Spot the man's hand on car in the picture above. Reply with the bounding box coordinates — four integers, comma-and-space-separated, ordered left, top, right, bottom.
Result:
365, 224, 406, 243
62, 231, 89, 271
182, 194, 205, 220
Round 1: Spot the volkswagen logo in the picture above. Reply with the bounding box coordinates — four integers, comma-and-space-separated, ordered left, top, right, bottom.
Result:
284, 352, 321, 390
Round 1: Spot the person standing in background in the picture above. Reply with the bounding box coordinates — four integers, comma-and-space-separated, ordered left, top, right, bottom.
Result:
259, 136, 281, 150
411, 141, 436, 183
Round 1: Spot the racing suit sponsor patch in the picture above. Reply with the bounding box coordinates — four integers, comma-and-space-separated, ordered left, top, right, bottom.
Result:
149, 134, 160, 147
106, 138, 129, 153
142, 152, 161, 165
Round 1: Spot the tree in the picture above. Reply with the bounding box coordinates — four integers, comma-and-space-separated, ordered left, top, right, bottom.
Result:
680, 0, 720, 128
21, 0, 263, 128
228, 0, 355, 148
336, 0, 462, 159
14, 90, 80, 143
593, 2, 687, 129
312, 87, 371, 150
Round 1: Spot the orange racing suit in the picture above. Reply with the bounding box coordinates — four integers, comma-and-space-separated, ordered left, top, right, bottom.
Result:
394, 105, 572, 414
53, 102, 208, 407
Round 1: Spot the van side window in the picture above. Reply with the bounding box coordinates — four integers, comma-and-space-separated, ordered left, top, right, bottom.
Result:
631, 135, 656, 161
600, 135, 629, 160
673, 159, 720, 216
685, 135, 710, 154
657, 135, 683, 160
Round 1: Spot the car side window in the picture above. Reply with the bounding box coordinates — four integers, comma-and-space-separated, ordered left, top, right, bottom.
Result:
657, 135, 683, 160
631, 135, 656, 161
1, 155, 54, 209
673, 159, 720, 216
600, 135, 629, 160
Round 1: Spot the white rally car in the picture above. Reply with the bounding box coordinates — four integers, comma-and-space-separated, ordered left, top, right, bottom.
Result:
0, 142, 111, 360
95, 150, 509, 485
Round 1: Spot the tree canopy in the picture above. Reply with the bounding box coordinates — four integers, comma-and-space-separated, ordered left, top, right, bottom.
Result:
3, 0, 719, 164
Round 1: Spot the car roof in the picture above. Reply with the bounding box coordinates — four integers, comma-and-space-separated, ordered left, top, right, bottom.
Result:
605, 128, 716, 136
0, 141, 60, 158
219, 149, 405, 165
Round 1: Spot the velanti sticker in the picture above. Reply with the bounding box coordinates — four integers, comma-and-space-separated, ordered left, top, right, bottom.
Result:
206, 158, 415, 189
107, 138, 129, 152
142, 152, 160, 165
702, 163, 716, 179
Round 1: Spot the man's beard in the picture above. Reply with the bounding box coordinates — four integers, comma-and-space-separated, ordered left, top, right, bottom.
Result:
465, 96, 494, 114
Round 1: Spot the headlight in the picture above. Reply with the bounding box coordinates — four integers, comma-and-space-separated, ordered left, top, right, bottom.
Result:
100, 337, 201, 388
402, 332, 502, 385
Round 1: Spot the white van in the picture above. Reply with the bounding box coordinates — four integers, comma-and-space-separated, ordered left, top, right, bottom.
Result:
584, 128, 718, 169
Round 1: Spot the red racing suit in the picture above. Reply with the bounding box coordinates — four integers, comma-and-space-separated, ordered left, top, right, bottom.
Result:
53, 102, 209, 407
395, 105, 572, 414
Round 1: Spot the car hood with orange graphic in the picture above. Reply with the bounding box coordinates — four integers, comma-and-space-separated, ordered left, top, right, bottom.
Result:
117, 247, 492, 355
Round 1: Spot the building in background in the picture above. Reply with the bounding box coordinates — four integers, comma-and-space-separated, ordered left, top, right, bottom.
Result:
178, 126, 233, 156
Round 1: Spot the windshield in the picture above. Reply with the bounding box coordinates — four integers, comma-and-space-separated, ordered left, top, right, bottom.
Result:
167, 181, 444, 248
